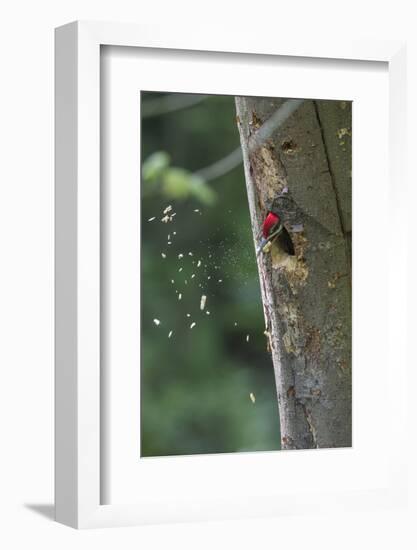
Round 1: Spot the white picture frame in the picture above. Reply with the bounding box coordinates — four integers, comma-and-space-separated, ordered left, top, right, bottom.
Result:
55, 20, 407, 529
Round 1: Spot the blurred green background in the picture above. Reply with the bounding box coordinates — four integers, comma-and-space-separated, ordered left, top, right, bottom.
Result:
141, 92, 281, 457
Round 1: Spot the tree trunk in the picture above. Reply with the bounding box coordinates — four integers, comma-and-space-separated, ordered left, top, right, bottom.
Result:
235, 97, 352, 450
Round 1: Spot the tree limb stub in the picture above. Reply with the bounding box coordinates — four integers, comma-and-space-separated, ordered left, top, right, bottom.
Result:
235, 97, 352, 450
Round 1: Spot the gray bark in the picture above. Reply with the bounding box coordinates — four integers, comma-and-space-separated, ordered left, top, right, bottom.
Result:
235, 97, 352, 450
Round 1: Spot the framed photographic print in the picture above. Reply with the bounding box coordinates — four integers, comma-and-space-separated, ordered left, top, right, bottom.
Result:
55, 21, 407, 528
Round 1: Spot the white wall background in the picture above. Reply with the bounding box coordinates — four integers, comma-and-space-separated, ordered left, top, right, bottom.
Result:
0, 0, 416, 547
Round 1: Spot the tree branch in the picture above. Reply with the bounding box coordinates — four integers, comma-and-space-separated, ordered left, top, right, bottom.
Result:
193, 99, 304, 183
194, 147, 243, 182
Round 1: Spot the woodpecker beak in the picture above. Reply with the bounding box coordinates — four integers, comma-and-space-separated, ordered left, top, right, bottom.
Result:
256, 222, 284, 257
256, 237, 269, 257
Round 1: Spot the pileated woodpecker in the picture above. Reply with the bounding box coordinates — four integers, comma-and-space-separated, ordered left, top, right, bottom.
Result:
256, 201, 295, 257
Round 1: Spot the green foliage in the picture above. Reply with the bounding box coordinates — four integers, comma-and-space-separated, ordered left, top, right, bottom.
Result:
187, 174, 216, 205
142, 151, 171, 181
142, 151, 217, 205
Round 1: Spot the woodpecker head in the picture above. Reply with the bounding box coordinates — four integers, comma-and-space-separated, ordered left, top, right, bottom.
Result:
256, 210, 282, 256
262, 211, 280, 238
256, 189, 295, 257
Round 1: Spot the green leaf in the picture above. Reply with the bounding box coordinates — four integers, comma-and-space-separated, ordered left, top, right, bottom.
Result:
142, 151, 171, 182
142, 151, 217, 205
162, 167, 193, 199
188, 175, 217, 205
162, 169, 217, 205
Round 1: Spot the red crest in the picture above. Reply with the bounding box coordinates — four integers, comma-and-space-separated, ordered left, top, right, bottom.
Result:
262, 212, 280, 238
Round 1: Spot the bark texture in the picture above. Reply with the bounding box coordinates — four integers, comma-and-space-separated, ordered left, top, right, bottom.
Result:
235, 97, 352, 450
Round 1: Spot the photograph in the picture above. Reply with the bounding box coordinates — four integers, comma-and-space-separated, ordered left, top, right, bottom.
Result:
0, 1, 410, 541
140, 92, 352, 456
